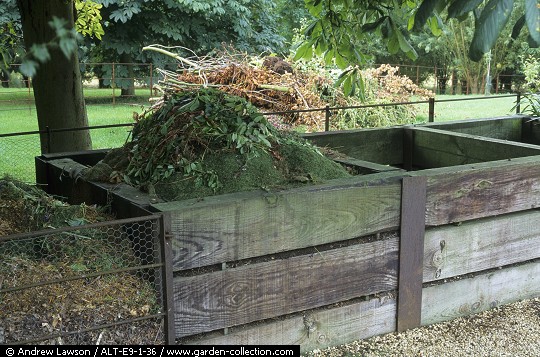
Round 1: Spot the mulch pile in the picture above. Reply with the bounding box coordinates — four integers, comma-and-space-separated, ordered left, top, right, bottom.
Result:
0, 178, 164, 345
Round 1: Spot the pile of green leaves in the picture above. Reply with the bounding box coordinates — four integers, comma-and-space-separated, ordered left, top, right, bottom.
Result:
118, 88, 351, 200
124, 88, 279, 191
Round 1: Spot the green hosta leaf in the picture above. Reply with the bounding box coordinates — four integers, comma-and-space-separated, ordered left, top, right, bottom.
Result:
469, 0, 514, 61
525, 0, 540, 46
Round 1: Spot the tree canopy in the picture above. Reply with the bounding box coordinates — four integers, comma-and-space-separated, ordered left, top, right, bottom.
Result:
292, 0, 539, 96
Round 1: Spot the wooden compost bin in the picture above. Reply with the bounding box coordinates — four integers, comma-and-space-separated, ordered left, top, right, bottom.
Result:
36, 115, 540, 351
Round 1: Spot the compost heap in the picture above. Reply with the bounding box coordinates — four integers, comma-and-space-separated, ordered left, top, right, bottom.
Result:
85, 88, 351, 201
0, 177, 109, 236
0, 178, 163, 344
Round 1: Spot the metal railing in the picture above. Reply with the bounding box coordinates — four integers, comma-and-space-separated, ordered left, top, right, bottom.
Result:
0, 93, 526, 182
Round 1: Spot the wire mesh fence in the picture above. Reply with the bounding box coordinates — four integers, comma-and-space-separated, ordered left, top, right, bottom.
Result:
0, 132, 41, 182
0, 213, 171, 345
0, 125, 133, 183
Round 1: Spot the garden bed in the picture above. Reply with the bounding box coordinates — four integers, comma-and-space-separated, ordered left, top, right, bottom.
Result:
36, 115, 540, 350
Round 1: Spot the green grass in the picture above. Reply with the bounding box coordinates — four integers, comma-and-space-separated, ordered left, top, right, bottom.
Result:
0, 89, 522, 182
415, 94, 519, 122
0, 87, 151, 181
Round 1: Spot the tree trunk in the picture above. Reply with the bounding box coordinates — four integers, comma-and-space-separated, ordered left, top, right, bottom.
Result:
17, 0, 92, 154
120, 52, 135, 97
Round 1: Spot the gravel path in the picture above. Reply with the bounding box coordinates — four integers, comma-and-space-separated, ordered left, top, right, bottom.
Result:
307, 297, 540, 357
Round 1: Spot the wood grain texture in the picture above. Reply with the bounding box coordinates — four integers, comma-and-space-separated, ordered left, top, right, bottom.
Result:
152, 174, 402, 270
421, 260, 540, 326
421, 116, 524, 141
181, 296, 396, 353
411, 155, 540, 226
304, 127, 404, 165
412, 127, 540, 168
173, 238, 399, 337
332, 157, 404, 174
397, 176, 427, 331
423, 210, 540, 282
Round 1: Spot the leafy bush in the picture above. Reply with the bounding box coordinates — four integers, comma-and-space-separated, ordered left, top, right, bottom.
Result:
332, 64, 434, 130
518, 55, 540, 117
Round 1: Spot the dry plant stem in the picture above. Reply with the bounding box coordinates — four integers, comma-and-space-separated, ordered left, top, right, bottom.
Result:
142, 46, 199, 69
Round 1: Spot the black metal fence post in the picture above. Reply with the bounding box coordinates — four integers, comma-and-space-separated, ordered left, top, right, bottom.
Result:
325, 105, 331, 132
516, 92, 521, 114
46, 126, 51, 154
428, 98, 435, 123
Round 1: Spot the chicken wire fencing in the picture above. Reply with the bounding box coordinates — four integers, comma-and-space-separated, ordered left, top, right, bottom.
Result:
0, 124, 133, 183
0, 214, 174, 345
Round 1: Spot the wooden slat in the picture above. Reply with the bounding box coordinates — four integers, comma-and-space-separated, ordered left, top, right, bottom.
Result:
173, 238, 399, 337
423, 210, 540, 282
397, 176, 427, 332
304, 127, 404, 165
412, 127, 540, 168
412, 155, 540, 226
422, 260, 540, 326
332, 157, 404, 174
421, 116, 524, 141
521, 117, 540, 144
45, 159, 153, 218
403, 127, 414, 171
153, 173, 402, 270
182, 296, 396, 353
159, 213, 177, 345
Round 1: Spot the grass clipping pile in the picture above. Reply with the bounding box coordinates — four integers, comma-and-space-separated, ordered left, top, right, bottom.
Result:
86, 88, 351, 201
0, 178, 163, 344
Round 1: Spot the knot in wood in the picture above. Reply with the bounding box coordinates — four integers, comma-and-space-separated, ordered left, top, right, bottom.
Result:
303, 314, 316, 335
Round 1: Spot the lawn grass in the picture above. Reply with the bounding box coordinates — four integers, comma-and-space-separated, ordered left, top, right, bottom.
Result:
0, 88, 522, 182
0, 87, 150, 181
415, 94, 519, 122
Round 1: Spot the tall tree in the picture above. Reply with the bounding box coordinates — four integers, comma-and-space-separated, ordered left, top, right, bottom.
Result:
0, 0, 22, 87
16, 0, 92, 153
91, 0, 285, 96
296, 0, 540, 94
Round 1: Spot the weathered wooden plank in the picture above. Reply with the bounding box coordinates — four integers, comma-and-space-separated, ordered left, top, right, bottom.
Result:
182, 296, 397, 353
421, 260, 540, 326
44, 159, 153, 218
423, 210, 540, 282
412, 127, 540, 168
521, 116, 540, 144
304, 127, 404, 165
397, 176, 427, 332
421, 115, 524, 141
332, 157, 403, 174
173, 238, 399, 337
152, 173, 403, 270
41, 149, 109, 166
411, 155, 540, 226
403, 127, 414, 171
